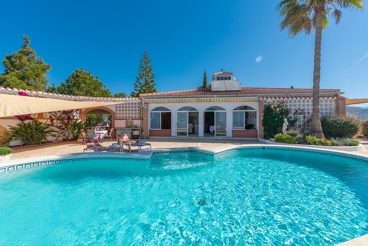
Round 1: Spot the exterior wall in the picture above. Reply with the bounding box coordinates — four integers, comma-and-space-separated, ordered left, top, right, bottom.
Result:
143, 107, 148, 139
336, 97, 346, 115
232, 129, 258, 138
260, 96, 337, 133
147, 100, 259, 138
115, 120, 141, 128
149, 129, 172, 137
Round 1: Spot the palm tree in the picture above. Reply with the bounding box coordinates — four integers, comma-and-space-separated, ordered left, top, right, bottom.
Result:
277, 0, 363, 138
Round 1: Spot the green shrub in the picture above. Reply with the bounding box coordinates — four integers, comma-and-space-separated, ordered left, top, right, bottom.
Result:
361, 121, 368, 138
344, 139, 360, 146
70, 120, 85, 140
262, 101, 291, 139
275, 133, 296, 144
295, 135, 306, 144
305, 135, 317, 145
0, 147, 12, 156
321, 115, 360, 138
330, 138, 343, 146
3, 119, 56, 146
286, 130, 300, 138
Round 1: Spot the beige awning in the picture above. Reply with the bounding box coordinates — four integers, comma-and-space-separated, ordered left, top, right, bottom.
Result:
346, 98, 368, 105
0, 93, 117, 117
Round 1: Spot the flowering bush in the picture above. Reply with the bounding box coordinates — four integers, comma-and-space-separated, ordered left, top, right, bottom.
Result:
262, 100, 292, 139
321, 115, 360, 138
48, 110, 85, 140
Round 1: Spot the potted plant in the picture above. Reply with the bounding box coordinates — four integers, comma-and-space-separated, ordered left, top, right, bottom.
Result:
0, 146, 13, 162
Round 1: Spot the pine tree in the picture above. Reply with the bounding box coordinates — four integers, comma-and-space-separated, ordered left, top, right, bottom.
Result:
202, 70, 208, 88
0, 35, 51, 91
114, 92, 126, 98
58, 68, 112, 97
131, 50, 156, 97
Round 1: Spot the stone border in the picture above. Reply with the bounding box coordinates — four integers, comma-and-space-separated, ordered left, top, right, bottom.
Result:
0, 150, 154, 172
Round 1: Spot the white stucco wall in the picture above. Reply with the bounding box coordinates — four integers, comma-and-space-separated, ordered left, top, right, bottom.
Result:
147, 101, 259, 137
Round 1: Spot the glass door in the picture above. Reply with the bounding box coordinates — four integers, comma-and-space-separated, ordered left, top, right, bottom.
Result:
215, 111, 226, 137
177, 112, 188, 136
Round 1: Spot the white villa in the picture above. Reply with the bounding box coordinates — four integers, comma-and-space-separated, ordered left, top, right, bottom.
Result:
140, 70, 346, 139
0, 70, 348, 143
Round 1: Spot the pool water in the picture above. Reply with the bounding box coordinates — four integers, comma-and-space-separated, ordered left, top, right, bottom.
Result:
1, 148, 368, 245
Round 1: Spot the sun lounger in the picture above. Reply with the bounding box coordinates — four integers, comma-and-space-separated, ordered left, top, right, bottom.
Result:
83, 137, 110, 152
117, 133, 151, 152
132, 140, 152, 152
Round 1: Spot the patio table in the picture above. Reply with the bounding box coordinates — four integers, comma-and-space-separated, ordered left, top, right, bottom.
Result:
95, 130, 108, 142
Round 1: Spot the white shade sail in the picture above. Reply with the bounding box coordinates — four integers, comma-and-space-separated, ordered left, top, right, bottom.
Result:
0, 94, 117, 117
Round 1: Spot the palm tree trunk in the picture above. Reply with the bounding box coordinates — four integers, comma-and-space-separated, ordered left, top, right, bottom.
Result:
310, 10, 325, 138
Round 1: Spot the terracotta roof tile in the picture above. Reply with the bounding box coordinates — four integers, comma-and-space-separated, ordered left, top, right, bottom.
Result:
213, 71, 233, 76
140, 87, 342, 98
0, 86, 139, 102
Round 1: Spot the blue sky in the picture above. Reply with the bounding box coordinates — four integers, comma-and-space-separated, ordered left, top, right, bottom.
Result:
1, 0, 367, 104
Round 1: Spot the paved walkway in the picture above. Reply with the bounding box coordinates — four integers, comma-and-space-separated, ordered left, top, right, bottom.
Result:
9, 138, 368, 160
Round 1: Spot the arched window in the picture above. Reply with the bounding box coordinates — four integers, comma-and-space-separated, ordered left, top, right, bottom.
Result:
150, 107, 171, 129
233, 106, 257, 130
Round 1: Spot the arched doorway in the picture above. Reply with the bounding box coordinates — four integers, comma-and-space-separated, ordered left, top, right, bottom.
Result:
80, 106, 116, 138
203, 106, 226, 137
177, 106, 199, 137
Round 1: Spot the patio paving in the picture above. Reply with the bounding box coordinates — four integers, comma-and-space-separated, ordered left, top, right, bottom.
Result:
8, 138, 368, 161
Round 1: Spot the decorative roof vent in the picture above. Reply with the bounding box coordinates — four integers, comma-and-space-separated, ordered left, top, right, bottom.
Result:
211, 71, 241, 91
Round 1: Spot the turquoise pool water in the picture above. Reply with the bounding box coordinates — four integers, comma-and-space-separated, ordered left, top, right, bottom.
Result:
1, 148, 368, 245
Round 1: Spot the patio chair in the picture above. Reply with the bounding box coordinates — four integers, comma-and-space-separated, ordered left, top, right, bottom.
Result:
103, 127, 114, 141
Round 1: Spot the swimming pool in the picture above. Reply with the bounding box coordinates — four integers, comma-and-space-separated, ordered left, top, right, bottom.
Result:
0, 147, 368, 245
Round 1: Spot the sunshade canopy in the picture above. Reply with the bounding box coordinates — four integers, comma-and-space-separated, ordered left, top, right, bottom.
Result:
346, 98, 368, 105
0, 93, 117, 117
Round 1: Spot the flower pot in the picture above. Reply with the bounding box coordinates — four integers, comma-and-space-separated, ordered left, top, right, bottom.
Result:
0, 153, 12, 162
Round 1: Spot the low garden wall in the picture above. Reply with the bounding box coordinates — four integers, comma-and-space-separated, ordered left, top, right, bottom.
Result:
232, 129, 258, 138
149, 129, 172, 137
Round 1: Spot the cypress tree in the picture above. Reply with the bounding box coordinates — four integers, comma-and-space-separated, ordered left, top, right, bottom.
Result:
202, 70, 208, 88
131, 50, 156, 97
0, 35, 51, 91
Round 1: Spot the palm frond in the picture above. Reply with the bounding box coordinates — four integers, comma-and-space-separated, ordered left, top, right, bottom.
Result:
335, 0, 363, 9
332, 9, 342, 23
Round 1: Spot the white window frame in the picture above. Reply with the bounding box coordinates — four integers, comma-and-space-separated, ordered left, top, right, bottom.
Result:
150, 111, 171, 130
232, 110, 257, 130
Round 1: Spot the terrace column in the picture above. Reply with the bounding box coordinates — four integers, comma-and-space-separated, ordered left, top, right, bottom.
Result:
226, 109, 232, 137
143, 106, 149, 139
258, 99, 264, 139
198, 109, 204, 137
